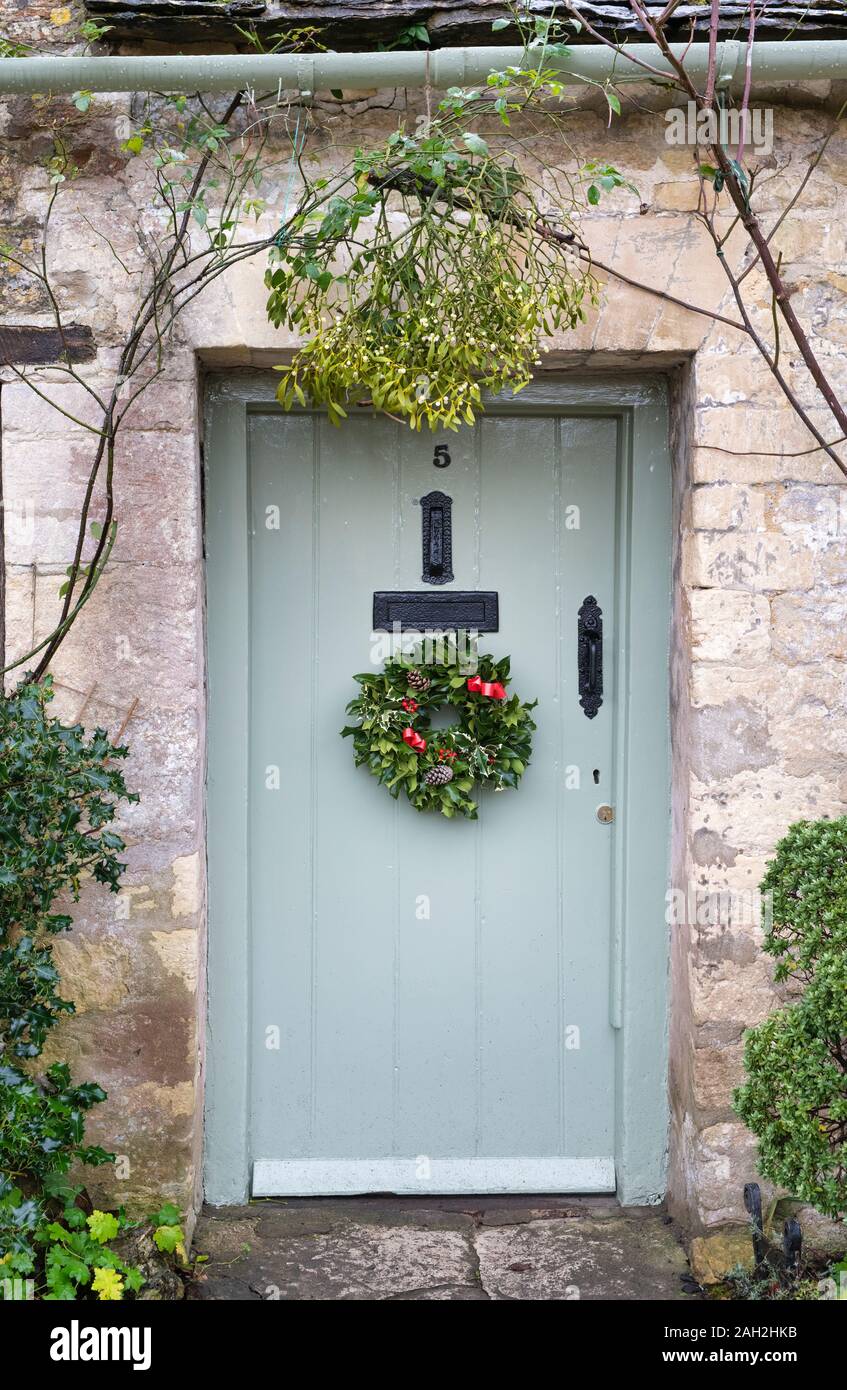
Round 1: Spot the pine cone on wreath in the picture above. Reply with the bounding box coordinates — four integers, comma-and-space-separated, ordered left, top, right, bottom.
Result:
424, 764, 453, 787
407, 669, 431, 693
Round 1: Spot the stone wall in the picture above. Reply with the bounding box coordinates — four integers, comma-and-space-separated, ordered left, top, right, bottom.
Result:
3, 11, 847, 1250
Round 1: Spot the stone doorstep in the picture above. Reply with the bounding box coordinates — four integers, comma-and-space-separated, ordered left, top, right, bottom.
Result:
188, 1196, 692, 1302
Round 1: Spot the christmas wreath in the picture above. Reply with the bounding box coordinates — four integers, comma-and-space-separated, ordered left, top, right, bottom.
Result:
341, 654, 537, 819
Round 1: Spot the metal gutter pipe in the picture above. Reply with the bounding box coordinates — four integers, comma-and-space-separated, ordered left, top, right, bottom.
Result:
0, 40, 842, 96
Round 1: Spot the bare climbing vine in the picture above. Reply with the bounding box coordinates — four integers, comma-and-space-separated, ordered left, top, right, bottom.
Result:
561, 0, 847, 477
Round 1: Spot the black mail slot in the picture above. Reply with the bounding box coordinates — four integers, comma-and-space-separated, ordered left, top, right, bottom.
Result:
373, 591, 499, 632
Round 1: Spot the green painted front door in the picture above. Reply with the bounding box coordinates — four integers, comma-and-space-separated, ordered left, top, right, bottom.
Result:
243, 406, 621, 1195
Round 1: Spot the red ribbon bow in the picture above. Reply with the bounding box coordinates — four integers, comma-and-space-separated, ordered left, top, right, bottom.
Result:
403, 727, 427, 753
467, 675, 506, 701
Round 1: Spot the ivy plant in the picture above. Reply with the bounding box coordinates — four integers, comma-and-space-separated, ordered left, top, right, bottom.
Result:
734, 817, 847, 1222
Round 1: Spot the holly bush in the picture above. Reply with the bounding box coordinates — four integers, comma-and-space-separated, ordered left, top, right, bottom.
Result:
0, 677, 138, 1292
734, 817, 847, 1221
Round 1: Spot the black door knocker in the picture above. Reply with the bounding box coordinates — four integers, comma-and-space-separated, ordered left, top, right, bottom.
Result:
577, 595, 603, 719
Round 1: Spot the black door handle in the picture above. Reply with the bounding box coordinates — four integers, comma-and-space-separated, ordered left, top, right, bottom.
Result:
429, 507, 443, 576
578, 595, 603, 719
587, 632, 598, 694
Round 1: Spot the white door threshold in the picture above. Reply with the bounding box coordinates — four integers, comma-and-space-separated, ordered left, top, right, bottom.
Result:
252, 1156, 615, 1197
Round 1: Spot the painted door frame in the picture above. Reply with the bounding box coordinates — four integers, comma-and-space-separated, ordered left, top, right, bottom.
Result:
203, 373, 672, 1206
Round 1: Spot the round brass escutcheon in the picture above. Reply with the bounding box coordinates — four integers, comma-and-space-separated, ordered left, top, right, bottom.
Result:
596, 804, 615, 824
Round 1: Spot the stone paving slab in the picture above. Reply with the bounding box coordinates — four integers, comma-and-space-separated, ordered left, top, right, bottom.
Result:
190, 1197, 692, 1301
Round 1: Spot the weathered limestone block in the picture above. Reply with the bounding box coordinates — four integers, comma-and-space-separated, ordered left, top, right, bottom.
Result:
684, 530, 815, 591
32, 562, 203, 708
772, 592, 847, 662
695, 348, 789, 409
170, 852, 203, 919
690, 768, 845, 853
118, 380, 198, 434
692, 484, 767, 532
150, 928, 200, 995
769, 210, 847, 268
83, 1080, 198, 1216
690, 700, 775, 782
1, 377, 109, 438
691, 657, 847, 715
691, 1122, 776, 1228
3, 565, 36, 675
688, 955, 779, 1036
650, 179, 701, 212
180, 252, 288, 354
584, 213, 717, 355
691, 385, 847, 482
1, 440, 200, 569
690, 1229, 755, 1284
51, 933, 133, 1015
689, 590, 770, 665
116, 708, 204, 847
693, 442, 847, 486
40, 892, 203, 1214
691, 1042, 746, 1115
770, 698, 847, 780
815, 540, 847, 585
766, 481, 847, 548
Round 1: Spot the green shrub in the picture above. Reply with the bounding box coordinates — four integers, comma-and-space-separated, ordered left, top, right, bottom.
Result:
734, 817, 847, 1222
1, 1179, 144, 1300
0, 677, 138, 1291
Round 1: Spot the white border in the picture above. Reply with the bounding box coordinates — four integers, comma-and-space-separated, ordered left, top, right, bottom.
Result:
252, 1157, 615, 1197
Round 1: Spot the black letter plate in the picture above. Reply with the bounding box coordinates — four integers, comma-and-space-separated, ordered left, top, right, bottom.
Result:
373, 592, 499, 632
